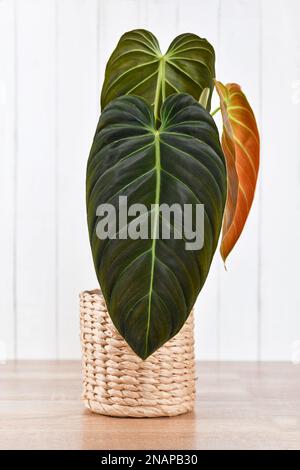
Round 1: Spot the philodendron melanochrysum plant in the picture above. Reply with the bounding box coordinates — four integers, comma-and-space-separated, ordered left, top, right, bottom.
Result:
86, 30, 260, 359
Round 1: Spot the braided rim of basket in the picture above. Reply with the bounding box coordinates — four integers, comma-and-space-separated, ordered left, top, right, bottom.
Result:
80, 289, 196, 417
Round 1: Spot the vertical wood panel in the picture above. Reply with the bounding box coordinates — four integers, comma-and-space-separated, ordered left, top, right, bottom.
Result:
99, 0, 140, 87
56, 0, 99, 358
175, 0, 222, 360
261, 0, 300, 359
216, 0, 261, 360
0, 0, 16, 359
16, 0, 57, 358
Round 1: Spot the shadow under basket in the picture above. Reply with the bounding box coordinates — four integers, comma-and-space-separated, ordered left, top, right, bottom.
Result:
80, 290, 196, 418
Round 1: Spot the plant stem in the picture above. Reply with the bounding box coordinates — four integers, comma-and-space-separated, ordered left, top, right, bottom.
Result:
211, 106, 221, 117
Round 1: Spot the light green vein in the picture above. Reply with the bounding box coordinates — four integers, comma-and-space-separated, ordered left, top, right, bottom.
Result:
145, 131, 161, 356
126, 70, 158, 95
169, 56, 213, 75
110, 48, 157, 65
154, 57, 166, 122
169, 38, 214, 57
88, 142, 154, 199
166, 59, 203, 89
102, 59, 158, 101
121, 36, 158, 53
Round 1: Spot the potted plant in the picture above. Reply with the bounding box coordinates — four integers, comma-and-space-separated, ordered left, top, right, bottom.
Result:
80, 30, 259, 417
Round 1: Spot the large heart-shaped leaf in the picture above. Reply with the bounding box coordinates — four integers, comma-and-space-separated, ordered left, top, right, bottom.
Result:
214, 81, 260, 262
86, 93, 226, 359
101, 29, 215, 118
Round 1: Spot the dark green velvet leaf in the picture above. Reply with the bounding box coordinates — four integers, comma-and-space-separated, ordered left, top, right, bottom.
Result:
86, 94, 226, 359
101, 29, 216, 118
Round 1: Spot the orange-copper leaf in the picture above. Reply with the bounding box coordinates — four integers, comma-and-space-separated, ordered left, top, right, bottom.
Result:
214, 80, 260, 262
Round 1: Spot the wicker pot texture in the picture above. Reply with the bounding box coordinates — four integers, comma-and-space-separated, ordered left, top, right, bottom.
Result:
80, 289, 196, 418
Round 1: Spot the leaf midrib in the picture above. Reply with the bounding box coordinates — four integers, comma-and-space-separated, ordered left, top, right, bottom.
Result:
153, 57, 166, 123
145, 131, 161, 356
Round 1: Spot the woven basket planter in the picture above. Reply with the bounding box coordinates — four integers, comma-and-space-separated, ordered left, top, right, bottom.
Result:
80, 289, 196, 418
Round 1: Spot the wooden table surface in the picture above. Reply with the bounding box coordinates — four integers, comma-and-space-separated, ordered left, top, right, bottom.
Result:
0, 361, 299, 450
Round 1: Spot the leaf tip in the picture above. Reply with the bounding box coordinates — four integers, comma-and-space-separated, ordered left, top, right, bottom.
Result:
220, 245, 228, 270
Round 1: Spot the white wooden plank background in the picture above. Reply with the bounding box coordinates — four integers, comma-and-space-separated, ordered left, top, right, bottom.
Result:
0, 0, 299, 361
261, 0, 300, 360
217, 0, 261, 360
56, 0, 98, 358
0, 0, 15, 360
15, 0, 57, 358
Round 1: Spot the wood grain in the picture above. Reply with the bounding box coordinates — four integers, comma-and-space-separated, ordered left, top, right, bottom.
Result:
0, 361, 299, 450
